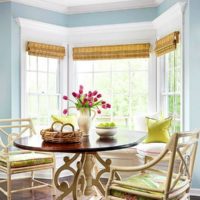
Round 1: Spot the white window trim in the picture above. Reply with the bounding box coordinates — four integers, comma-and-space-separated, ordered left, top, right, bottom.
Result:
18, 20, 68, 118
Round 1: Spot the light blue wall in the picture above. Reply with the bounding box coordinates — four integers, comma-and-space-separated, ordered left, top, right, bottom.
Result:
184, 0, 200, 187
11, 2, 69, 26
68, 7, 157, 27
0, 3, 12, 119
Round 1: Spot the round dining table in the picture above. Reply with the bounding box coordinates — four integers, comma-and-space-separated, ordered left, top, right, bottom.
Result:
14, 130, 145, 200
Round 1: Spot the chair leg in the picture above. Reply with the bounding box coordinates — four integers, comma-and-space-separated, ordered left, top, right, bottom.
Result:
31, 171, 34, 187
7, 172, 11, 200
52, 167, 56, 196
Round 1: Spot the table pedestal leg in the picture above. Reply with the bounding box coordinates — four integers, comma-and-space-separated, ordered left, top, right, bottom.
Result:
84, 154, 96, 196
54, 152, 120, 200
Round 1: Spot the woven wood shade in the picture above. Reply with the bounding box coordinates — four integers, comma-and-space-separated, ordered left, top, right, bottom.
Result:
73, 43, 150, 60
155, 31, 180, 57
26, 41, 65, 59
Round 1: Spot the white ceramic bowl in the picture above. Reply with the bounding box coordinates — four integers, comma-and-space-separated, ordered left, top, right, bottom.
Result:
95, 127, 117, 138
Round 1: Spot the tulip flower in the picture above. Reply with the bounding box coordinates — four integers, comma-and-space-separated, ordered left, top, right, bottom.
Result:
79, 89, 83, 94
106, 103, 111, 108
63, 96, 68, 100
72, 92, 77, 98
97, 94, 102, 98
92, 90, 98, 96
63, 109, 68, 115
102, 104, 107, 109
88, 91, 92, 97
63, 85, 111, 115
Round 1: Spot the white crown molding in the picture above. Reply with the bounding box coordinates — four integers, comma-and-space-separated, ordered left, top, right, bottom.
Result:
16, 17, 154, 36
16, 17, 69, 36
69, 21, 154, 35
0, 0, 164, 14
66, 0, 163, 14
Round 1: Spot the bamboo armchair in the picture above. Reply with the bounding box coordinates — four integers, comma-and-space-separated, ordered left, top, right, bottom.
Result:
106, 130, 200, 200
0, 118, 56, 200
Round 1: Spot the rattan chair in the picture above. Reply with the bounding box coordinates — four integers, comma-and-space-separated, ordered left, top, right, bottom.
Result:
106, 130, 200, 200
0, 118, 56, 200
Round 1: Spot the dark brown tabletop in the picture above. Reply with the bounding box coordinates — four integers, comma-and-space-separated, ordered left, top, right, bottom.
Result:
14, 130, 145, 153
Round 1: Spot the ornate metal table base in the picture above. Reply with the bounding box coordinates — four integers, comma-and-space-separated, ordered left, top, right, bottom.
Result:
55, 153, 119, 200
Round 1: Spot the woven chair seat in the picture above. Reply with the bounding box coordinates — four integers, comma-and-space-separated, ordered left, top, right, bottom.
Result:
110, 172, 189, 200
0, 151, 53, 168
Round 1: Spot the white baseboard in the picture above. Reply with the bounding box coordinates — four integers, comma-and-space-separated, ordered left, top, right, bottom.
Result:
190, 188, 200, 196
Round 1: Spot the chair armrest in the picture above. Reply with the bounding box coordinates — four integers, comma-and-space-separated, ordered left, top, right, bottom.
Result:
110, 147, 169, 174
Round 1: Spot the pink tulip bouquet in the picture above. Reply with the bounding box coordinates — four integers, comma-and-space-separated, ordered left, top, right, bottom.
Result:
63, 85, 111, 115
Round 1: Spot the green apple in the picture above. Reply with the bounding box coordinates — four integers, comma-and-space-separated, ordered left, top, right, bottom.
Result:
96, 122, 117, 128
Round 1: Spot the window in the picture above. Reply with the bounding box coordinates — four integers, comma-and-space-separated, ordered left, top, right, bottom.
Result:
25, 54, 61, 129
160, 45, 182, 131
75, 58, 149, 129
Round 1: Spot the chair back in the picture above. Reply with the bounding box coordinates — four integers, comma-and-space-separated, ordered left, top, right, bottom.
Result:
0, 118, 36, 153
153, 131, 200, 195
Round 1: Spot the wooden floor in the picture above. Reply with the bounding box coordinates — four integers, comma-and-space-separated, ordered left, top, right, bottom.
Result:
0, 178, 199, 200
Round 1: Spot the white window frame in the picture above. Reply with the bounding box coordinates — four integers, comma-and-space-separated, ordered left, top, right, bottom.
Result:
18, 18, 68, 119
157, 46, 183, 131
24, 55, 62, 121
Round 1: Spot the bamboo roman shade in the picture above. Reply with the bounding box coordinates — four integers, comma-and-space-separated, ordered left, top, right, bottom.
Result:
155, 31, 180, 57
26, 41, 65, 59
73, 43, 151, 60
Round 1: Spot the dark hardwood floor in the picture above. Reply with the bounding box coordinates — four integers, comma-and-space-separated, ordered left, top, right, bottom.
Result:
0, 178, 199, 200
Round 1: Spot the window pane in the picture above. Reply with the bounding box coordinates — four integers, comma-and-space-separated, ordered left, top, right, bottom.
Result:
112, 95, 129, 116
27, 72, 37, 92
27, 95, 38, 116
130, 58, 148, 71
38, 96, 48, 116
38, 72, 47, 93
94, 73, 111, 95
77, 73, 93, 91
28, 55, 37, 71
93, 60, 111, 72
49, 96, 60, 114
76, 61, 93, 72
38, 57, 48, 72
112, 72, 129, 94
131, 71, 148, 94
111, 60, 129, 71
49, 58, 58, 72
130, 93, 148, 113
48, 73, 57, 93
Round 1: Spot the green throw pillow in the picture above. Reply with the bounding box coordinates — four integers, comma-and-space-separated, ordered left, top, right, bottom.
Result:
143, 117, 172, 143
51, 115, 76, 126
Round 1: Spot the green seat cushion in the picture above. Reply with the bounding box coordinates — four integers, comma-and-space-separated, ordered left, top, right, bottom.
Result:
0, 152, 53, 168
143, 117, 172, 143
110, 172, 185, 200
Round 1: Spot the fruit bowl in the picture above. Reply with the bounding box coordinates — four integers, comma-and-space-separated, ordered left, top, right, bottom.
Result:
96, 122, 117, 138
